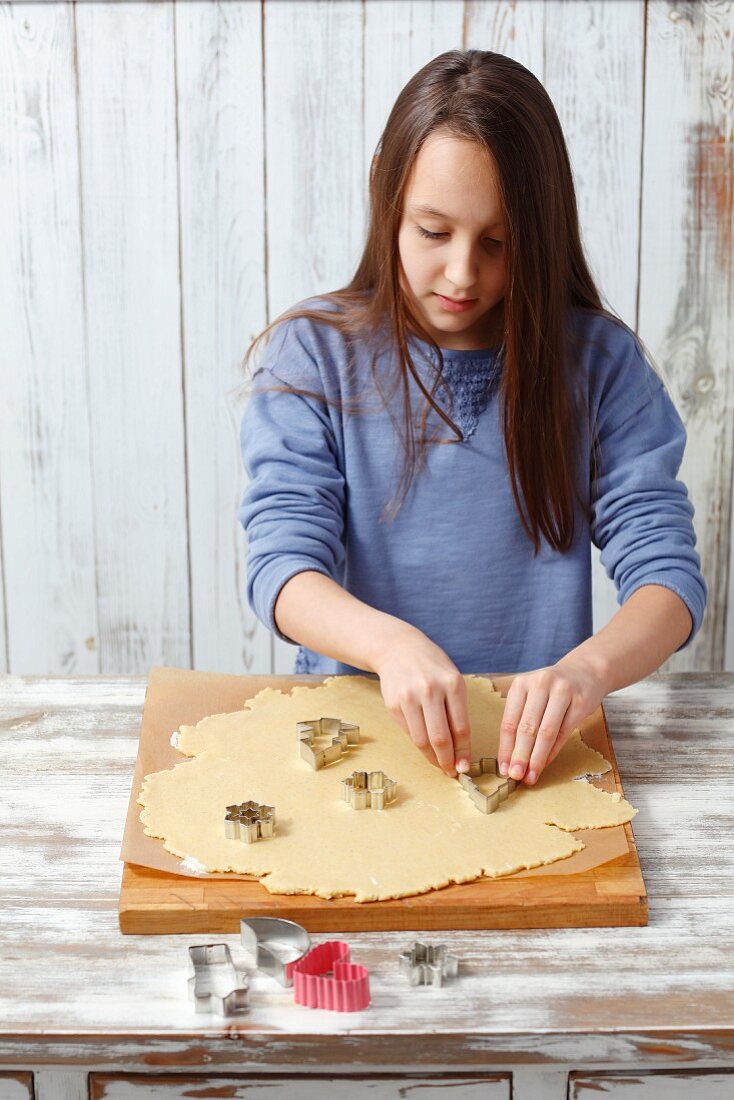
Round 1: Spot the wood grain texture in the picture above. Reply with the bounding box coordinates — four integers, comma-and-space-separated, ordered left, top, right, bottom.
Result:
570, 1070, 734, 1099
119, 846, 647, 934
75, 1, 191, 672
0, 2, 98, 674
88, 1074, 511, 1100
0, 1074, 33, 1100
640, 0, 734, 672
2, 0, 729, 679
174, 0, 270, 676
0, 672, 732, 1072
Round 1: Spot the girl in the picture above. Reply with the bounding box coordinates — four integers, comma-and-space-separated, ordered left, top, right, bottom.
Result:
237, 49, 707, 788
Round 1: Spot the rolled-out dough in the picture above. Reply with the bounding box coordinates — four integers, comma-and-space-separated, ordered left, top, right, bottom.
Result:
137, 674, 637, 902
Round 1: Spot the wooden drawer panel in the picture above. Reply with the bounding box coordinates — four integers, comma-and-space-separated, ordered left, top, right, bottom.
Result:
0, 1074, 33, 1100
570, 1069, 734, 1098
90, 1073, 511, 1099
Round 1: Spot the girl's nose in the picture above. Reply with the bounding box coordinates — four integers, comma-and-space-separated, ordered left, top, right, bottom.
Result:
444, 247, 480, 289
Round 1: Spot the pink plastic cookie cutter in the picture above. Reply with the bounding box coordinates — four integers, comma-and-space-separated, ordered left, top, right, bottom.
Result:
291, 940, 371, 1012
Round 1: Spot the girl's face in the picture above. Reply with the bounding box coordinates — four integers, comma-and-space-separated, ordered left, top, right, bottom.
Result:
397, 130, 507, 351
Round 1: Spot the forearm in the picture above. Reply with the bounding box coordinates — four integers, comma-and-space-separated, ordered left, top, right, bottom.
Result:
274, 570, 415, 673
561, 583, 694, 696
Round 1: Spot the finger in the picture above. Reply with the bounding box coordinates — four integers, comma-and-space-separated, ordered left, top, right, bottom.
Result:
401, 700, 441, 770
545, 711, 583, 769
497, 680, 529, 775
508, 689, 550, 781
388, 701, 437, 766
423, 697, 457, 776
524, 691, 573, 784
445, 678, 471, 771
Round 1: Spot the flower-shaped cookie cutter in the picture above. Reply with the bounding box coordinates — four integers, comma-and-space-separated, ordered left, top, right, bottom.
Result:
399, 942, 459, 988
188, 943, 250, 1014
224, 800, 276, 842
458, 755, 518, 813
297, 716, 360, 770
341, 769, 397, 811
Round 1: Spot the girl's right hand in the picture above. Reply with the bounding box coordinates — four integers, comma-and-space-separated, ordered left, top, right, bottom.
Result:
371, 626, 472, 777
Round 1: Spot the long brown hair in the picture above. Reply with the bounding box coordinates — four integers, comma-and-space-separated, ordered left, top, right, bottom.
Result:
241, 48, 655, 553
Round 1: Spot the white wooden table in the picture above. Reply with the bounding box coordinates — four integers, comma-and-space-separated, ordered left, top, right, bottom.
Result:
1, 673, 733, 1100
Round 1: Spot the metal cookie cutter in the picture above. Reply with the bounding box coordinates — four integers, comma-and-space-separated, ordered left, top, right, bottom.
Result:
224, 800, 275, 842
399, 942, 459, 988
458, 755, 518, 813
188, 944, 249, 1015
240, 917, 312, 987
341, 769, 397, 810
297, 716, 360, 769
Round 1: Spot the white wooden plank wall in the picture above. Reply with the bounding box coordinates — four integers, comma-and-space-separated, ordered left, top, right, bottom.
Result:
0, 0, 732, 677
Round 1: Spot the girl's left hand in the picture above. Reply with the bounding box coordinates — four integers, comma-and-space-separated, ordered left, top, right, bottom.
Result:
497, 655, 608, 786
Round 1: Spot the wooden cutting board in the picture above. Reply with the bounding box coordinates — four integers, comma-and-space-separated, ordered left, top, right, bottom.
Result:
118, 670, 647, 933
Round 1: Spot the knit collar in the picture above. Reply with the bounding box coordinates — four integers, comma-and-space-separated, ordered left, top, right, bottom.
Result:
407, 334, 503, 441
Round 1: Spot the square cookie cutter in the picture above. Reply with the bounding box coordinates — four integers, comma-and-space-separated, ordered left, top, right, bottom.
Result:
297, 716, 360, 769
458, 755, 518, 813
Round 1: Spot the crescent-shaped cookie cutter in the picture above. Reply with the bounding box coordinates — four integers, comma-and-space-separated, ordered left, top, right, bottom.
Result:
458, 755, 518, 813
399, 942, 459, 988
297, 716, 360, 769
188, 944, 250, 1015
341, 769, 397, 810
224, 800, 275, 842
240, 917, 312, 987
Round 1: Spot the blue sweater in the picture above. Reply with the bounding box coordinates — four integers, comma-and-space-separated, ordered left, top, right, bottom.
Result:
238, 297, 707, 676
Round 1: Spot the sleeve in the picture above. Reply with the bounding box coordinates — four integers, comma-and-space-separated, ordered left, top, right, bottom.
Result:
237, 322, 346, 645
589, 335, 708, 653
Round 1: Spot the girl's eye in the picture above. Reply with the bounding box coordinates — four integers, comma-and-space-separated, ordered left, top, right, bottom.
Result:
416, 226, 502, 246
417, 226, 446, 240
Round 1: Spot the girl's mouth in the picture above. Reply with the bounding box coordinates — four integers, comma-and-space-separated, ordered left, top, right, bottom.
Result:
435, 294, 478, 313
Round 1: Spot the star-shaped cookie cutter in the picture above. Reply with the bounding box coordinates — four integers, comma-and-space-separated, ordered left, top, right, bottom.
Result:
297, 716, 360, 769
341, 769, 397, 810
224, 800, 276, 842
399, 942, 459, 988
458, 755, 519, 813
